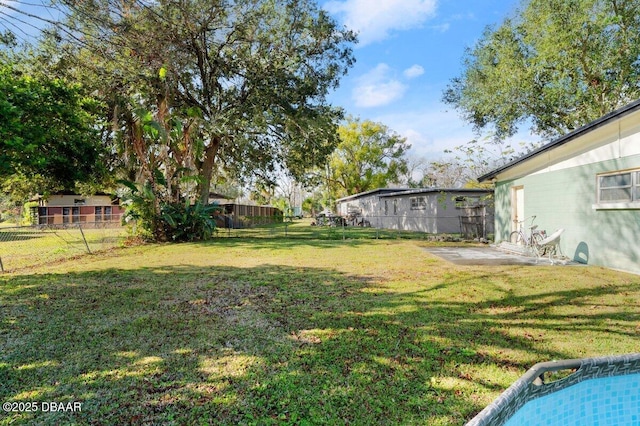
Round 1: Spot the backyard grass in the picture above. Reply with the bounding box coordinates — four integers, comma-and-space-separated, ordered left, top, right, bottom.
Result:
215, 218, 445, 241
1, 232, 639, 425
0, 225, 127, 271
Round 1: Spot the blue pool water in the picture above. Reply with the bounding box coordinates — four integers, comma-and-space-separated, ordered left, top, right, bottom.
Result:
503, 373, 640, 426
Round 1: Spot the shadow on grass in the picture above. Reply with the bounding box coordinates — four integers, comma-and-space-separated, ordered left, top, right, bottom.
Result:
1, 264, 639, 425
209, 235, 373, 251
0, 232, 44, 242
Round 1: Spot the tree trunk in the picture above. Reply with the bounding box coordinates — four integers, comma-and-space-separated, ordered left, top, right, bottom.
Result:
198, 136, 221, 204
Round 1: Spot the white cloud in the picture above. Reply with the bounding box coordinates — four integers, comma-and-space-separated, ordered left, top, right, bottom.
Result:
376, 108, 473, 158
430, 22, 450, 33
352, 63, 407, 108
375, 106, 539, 160
403, 65, 425, 79
324, 0, 438, 46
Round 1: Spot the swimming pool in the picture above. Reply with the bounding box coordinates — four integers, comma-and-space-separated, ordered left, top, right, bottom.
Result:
466, 353, 640, 426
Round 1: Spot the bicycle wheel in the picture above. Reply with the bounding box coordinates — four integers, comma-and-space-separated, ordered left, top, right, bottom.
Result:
532, 232, 544, 246
509, 231, 522, 244
532, 232, 545, 254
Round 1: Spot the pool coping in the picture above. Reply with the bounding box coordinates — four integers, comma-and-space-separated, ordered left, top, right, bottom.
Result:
465, 353, 640, 426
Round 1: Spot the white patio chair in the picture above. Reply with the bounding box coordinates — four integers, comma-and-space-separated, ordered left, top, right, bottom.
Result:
534, 228, 564, 264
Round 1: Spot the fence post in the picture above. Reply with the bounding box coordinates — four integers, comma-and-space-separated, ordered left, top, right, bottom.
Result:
0, 256, 4, 272
78, 224, 92, 254
482, 204, 487, 240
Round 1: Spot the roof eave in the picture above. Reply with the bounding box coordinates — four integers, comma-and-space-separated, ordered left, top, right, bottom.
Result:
477, 98, 640, 182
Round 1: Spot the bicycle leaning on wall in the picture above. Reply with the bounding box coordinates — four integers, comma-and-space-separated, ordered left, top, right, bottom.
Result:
509, 215, 546, 252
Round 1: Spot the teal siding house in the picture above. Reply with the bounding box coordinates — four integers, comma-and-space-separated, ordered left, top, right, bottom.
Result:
479, 99, 640, 274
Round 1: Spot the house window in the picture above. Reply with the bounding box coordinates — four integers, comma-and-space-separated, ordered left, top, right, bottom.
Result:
38, 207, 47, 225
105, 206, 112, 221
393, 199, 397, 215
384, 200, 388, 215
410, 197, 426, 210
95, 206, 103, 222
595, 169, 640, 209
72, 207, 80, 223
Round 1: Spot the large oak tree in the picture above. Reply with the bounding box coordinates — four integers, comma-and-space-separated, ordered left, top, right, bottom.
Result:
443, 0, 640, 140
46, 0, 356, 203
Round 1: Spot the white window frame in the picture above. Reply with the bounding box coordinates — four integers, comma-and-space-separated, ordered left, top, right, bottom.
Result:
410, 196, 427, 210
593, 168, 640, 210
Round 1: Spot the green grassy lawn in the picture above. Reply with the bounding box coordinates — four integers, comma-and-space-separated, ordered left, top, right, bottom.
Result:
0, 226, 127, 271
1, 233, 639, 425
216, 218, 443, 241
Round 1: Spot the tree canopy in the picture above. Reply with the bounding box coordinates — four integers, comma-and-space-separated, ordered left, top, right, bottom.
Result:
443, 0, 640, 140
0, 64, 105, 193
45, 0, 356, 204
327, 118, 410, 200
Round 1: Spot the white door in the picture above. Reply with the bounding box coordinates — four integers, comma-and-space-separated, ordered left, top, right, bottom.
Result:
512, 186, 524, 232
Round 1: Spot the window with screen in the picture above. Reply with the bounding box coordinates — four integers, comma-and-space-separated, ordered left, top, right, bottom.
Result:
597, 170, 639, 203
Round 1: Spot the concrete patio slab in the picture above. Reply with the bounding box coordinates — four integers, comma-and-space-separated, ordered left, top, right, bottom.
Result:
423, 245, 577, 266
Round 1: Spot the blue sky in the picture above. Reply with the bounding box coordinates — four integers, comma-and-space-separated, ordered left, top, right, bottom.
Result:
1, 0, 531, 161
322, 0, 531, 160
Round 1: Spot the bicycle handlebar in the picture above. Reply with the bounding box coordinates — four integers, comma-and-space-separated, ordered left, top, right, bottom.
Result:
514, 215, 536, 224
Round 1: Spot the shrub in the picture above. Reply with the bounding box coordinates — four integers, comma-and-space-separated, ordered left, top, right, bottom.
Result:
120, 182, 158, 241
160, 201, 220, 242
120, 179, 220, 242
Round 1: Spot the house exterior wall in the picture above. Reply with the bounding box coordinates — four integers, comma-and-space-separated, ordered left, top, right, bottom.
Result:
379, 192, 494, 234
337, 190, 494, 235
493, 113, 640, 274
378, 193, 448, 233
43, 194, 114, 207
377, 194, 439, 232
37, 194, 125, 225
337, 194, 383, 220
336, 190, 396, 219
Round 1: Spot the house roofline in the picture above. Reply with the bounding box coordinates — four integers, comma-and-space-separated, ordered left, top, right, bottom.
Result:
336, 187, 493, 202
378, 188, 493, 198
30, 192, 119, 202
478, 98, 640, 182
335, 188, 407, 203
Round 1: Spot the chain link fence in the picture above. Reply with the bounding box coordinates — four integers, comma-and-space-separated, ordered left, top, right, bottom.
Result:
0, 217, 128, 272
1, 211, 493, 271
212, 214, 493, 241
